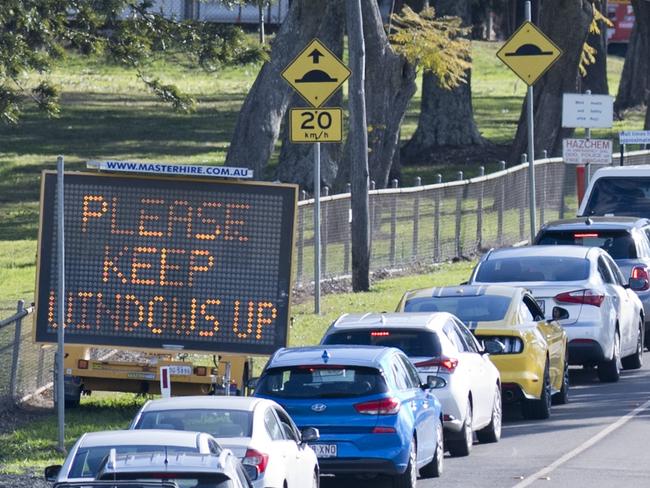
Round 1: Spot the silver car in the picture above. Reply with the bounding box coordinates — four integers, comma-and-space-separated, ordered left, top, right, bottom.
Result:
535, 217, 650, 349
468, 245, 644, 382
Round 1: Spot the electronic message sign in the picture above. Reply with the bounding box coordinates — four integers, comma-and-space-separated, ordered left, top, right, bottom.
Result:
35, 172, 297, 355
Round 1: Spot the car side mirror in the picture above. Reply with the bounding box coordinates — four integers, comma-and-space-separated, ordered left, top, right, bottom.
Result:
301, 427, 320, 443
423, 375, 447, 390
551, 306, 569, 321
483, 339, 506, 355
44, 465, 61, 482
629, 277, 649, 291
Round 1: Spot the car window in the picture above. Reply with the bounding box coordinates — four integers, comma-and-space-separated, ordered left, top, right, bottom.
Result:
453, 320, 479, 353
523, 295, 545, 321
135, 409, 253, 438
263, 408, 285, 441
475, 256, 590, 282
603, 254, 627, 286
598, 256, 615, 284
403, 295, 511, 323
645, 228, 650, 251
583, 177, 650, 218
208, 439, 221, 455
443, 322, 467, 352
390, 359, 409, 390
322, 329, 442, 358
274, 408, 300, 443
536, 229, 638, 259
636, 229, 650, 257
397, 354, 421, 388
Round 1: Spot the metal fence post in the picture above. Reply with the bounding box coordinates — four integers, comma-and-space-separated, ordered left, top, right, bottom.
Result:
434, 174, 442, 262
344, 183, 351, 275
497, 161, 506, 245
297, 190, 306, 283
390, 179, 398, 266
369, 180, 376, 255
9, 299, 25, 401
412, 177, 421, 260
540, 159, 547, 226
455, 171, 463, 258
520, 154, 527, 241
321, 187, 329, 276
476, 167, 484, 251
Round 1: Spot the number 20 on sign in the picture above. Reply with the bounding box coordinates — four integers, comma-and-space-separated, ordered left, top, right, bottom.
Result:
290, 108, 342, 143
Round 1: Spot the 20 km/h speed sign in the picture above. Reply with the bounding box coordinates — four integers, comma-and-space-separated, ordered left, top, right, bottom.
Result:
290, 108, 342, 143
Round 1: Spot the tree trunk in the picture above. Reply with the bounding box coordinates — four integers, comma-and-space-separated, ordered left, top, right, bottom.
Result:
630, 0, 650, 127
275, 5, 345, 191
615, 14, 648, 113
336, 0, 417, 190
510, 1, 593, 161
400, 0, 485, 166
346, 0, 371, 292
582, 0, 609, 95
225, 1, 342, 177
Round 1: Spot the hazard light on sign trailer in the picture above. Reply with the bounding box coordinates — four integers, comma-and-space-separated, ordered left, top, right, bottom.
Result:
562, 138, 612, 165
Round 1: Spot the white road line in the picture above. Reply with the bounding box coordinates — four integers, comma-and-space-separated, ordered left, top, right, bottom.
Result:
512, 398, 650, 488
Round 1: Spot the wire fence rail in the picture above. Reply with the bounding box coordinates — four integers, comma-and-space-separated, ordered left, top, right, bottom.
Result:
1, 150, 650, 411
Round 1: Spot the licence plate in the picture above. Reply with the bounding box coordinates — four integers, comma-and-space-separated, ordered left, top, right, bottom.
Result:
536, 300, 545, 314
311, 444, 337, 458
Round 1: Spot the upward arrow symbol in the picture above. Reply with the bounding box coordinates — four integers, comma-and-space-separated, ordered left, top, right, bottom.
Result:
308, 49, 324, 64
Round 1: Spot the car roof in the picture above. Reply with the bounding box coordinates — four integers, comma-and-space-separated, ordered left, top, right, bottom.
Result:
401, 285, 521, 300
591, 165, 650, 177
100, 452, 228, 476
140, 395, 269, 412
78, 430, 204, 448
267, 345, 399, 368
541, 217, 649, 230
486, 245, 594, 259
330, 312, 453, 331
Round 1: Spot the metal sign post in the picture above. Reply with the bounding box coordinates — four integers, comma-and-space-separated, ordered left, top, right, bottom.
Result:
56, 155, 65, 452
525, 1, 536, 243
314, 142, 321, 314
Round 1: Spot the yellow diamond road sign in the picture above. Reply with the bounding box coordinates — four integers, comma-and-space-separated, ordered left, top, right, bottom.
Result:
497, 21, 562, 86
282, 39, 351, 108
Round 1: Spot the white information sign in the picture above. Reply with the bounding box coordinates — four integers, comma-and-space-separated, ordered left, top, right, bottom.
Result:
87, 160, 253, 179
562, 138, 612, 165
160, 366, 171, 398
562, 93, 614, 128
619, 131, 650, 145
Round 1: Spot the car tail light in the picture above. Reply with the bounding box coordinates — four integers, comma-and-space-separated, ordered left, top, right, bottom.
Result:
414, 356, 459, 373
555, 289, 605, 307
479, 336, 524, 354
243, 448, 269, 476
574, 233, 599, 238
354, 397, 401, 415
372, 426, 397, 433
631, 266, 650, 291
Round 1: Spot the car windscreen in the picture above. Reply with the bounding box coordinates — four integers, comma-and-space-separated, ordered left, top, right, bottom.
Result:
402, 295, 511, 322
69, 446, 197, 478
583, 177, 650, 218
322, 329, 441, 358
536, 230, 637, 259
99, 473, 234, 488
255, 366, 387, 399
474, 256, 590, 282
134, 409, 253, 438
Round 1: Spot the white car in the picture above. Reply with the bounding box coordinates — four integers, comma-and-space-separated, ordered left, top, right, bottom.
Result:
469, 245, 645, 382
44, 430, 222, 483
320, 312, 502, 457
129, 396, 320, 488
578, 165, 650, 219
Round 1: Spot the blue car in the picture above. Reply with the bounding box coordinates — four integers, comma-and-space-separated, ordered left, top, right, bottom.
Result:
254, 345, 444, 487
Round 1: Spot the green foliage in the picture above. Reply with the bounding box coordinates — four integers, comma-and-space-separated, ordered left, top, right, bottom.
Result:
0, 0, 264, 124
390, 6, 472, 90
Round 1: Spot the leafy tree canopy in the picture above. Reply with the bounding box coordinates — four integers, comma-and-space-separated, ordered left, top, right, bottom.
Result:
0, 0, 266, 124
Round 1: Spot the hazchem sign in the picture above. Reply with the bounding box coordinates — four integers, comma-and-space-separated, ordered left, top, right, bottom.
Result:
35, 172, 297, 355
562, 138, 612, 165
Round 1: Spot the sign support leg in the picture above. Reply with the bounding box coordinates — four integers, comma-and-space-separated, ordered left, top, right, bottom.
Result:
56, 155, 66, 453
314, 142, 321, 314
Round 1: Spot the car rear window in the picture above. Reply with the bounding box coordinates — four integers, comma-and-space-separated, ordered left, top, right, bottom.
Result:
134, 409, 252, 438
536, 230, 637, 259
322, 329, 442, 357
256, 366, 387, 399
583, 177, 650, 218
99, 473, 234, 488
402, 295, 511, 322
475, 256, 590, 282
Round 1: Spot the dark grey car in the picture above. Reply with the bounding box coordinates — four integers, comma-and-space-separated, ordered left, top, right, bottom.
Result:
534, 217, 650, 348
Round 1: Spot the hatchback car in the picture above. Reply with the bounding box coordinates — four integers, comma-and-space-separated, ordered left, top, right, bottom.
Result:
254, 345, 443, 487
45, 430, 222, 483
396, 286, 569, 419
320, 313, 501, 455
468, 245, 644, 382
129, 396, 319, 488
535, 217, 650, 348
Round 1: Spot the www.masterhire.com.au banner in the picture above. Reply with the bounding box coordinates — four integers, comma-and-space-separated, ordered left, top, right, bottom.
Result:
87, 160, 253, 179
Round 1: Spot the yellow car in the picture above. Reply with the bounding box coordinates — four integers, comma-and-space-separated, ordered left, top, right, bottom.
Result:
396, 285, 569, 419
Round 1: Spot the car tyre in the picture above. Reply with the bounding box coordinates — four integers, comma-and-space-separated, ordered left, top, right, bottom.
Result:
447, 400, 473, 457
598, 331, 621, 382
522, 361, 551, 420
552, 348, 570, 405
477, 385, 502, 443
420, 417, 443, 478
621, 319, 644, 370
393, 438, 417, 488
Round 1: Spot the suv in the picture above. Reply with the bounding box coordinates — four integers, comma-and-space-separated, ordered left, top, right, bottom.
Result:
578, 165, 650, 219
535, 217, 650, 348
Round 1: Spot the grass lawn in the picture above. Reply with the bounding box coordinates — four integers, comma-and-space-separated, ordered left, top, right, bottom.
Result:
0, 261, 475, 474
